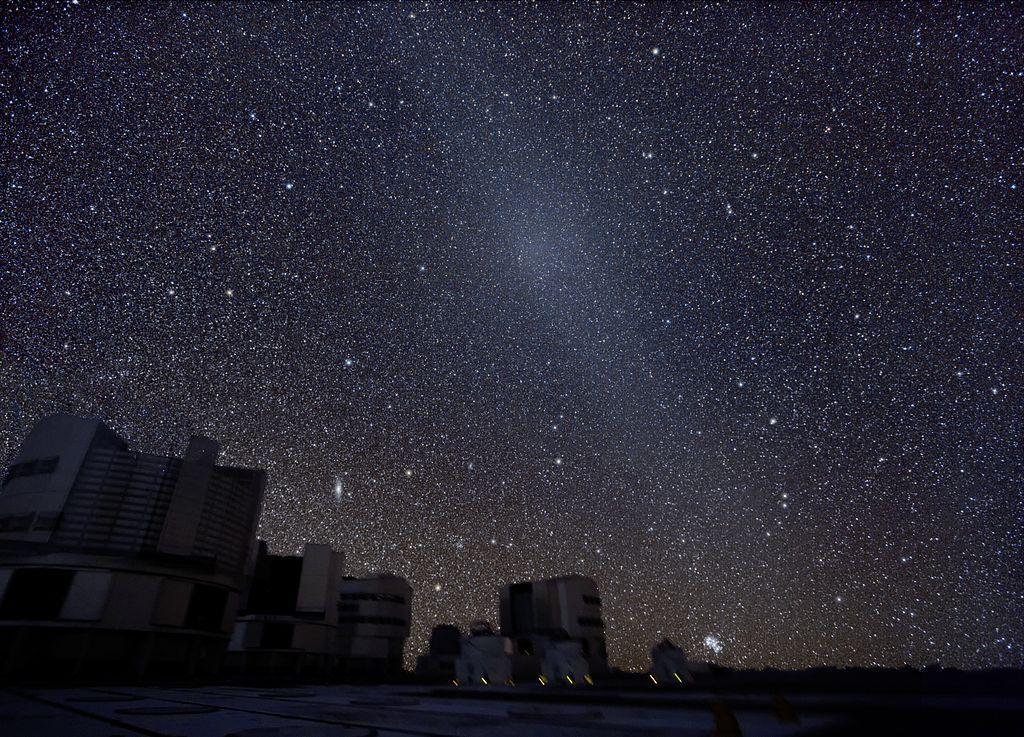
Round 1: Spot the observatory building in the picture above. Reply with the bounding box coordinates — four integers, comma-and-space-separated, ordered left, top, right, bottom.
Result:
0, 414, 265, 679
499, 574, 608, 677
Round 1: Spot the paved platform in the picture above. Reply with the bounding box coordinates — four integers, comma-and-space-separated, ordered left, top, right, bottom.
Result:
0, 684, 839, 736
3, 683, 1021, 736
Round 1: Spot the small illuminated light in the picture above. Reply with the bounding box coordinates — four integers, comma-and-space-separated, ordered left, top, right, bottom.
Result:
480, 677, 488, 685
404, 468, 413, 478
673, 672, 683, 683
538, 675, 548, 685
566, 675, 574, 685
451, 679, 460, 686
583, 674, 594, 685
505, 678, 515, 686
649, 674, 658, 684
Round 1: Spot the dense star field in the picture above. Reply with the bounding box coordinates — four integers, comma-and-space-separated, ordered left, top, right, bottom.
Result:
1, 2, 1022, 671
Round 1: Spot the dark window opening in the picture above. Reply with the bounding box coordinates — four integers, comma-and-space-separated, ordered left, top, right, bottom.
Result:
0, 568, 74, 620
2, 457, 59, 486
508, 582, 534, 634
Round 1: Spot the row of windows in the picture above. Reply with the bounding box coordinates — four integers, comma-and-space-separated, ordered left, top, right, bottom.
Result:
0, 568, 226, 633
339, 592, 406, 604
582, 595, 602, 606
577, 616, 605, 629
2, 456, 59, 487
337, 615, 407, 627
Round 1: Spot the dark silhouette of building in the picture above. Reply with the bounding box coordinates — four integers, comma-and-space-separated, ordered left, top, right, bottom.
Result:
415, 624, 462, 679
227, 539, 413, 680
226, 542, 345, 678
499, 575, 608, 676
648, 638, 712, 685
0, 414, 265, 679
336, 573, 412, 679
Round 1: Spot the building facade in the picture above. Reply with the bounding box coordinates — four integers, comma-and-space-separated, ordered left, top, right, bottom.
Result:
336, 574, 412, 678
455, 621, 513, 685
226, 542, 345, 677
0, 414, 265, 680
415, 623, 462, 680
499, 575, 608, 676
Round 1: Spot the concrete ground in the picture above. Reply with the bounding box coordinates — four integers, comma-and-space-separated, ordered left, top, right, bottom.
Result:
2, 682, 1019, 736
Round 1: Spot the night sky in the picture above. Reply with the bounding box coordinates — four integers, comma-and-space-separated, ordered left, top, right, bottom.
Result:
2, 2, 1022, 671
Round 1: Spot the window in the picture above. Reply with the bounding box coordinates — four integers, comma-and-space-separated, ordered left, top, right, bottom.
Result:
0, 568, 74, 620
2, 457, 59, 486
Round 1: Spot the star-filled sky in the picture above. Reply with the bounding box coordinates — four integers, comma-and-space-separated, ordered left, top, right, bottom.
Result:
2, 2, 1022, 671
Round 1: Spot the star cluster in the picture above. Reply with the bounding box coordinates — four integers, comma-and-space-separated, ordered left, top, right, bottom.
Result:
2, 2, 1022, 670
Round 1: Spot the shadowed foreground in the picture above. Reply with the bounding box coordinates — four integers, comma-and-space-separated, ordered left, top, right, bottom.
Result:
4, 682, 1023, 736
